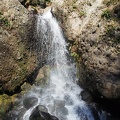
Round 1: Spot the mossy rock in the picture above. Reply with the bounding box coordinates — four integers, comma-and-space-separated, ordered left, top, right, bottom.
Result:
0, 94, 16, 119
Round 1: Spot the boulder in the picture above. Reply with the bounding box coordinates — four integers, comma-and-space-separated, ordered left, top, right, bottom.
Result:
54, 99, 65, 108
35, 65, 50, 86
64, 94, 73, 106
81, 91, 93, 103
23, 95, 38, 109
30, 105, 59, 120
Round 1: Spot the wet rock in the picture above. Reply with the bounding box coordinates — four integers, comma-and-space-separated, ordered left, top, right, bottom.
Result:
38, 105, 48, 113
29, 107, 44, 120
18, 108, 27, 119
54, 99, 68, 118
64, 94, 73, 105
35, 65, 50, 86
75, 106, 89, 120
87, 103, 107, 120
30, 106, 59, 120
54, 99, 65, 108
47, 104, 55, 113
23, 95, 38, 109
21, 82, 32, 91
6, 107, 26, 120
56, 106, 68, 116
81, 91, 93, 103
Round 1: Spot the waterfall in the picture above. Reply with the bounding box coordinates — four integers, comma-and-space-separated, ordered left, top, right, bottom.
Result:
23, 9, 90, 120
8, 8, 107, 120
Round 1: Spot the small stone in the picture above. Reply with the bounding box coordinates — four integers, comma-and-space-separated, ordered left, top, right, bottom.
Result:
105, 51, 111, 57
80, 91, 93, 103
21, 82, 31, 91
110, 54, 117, 61
47, 105, 55, 113
64, 95, 73, 105
22, 20, 26, 24
23, 95, 38, 109
56, 106, 68, 116
38, 105, 48, 113
54, 99, 65, 108
92, 28, 97, 34
3, 12, 9, 17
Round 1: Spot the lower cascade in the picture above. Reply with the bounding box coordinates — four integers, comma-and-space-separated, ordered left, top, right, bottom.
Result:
8, 9, 107, 120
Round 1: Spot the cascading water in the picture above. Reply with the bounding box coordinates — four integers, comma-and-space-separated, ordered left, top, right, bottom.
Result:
23, 9, 88, 120
8, 9, 107, 120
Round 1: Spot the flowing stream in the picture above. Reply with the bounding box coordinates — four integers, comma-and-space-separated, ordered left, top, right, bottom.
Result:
9, 9, 107, 120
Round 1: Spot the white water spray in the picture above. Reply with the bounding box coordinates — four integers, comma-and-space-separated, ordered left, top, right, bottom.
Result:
22, 9, 95, 120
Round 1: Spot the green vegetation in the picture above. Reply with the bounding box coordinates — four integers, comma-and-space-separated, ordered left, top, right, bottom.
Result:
0, 17, 10, 26
0, 94, 15, 119
71, 52, 78, 57
101, 10, 111, 19
0, 11, 10, 27
79, 11, 86, 17
69, 44, 79, 61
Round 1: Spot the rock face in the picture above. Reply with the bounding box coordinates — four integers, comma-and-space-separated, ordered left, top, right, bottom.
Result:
0, 0, 39, 117
52, 0, 120, 99
0, 0, 37, 93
